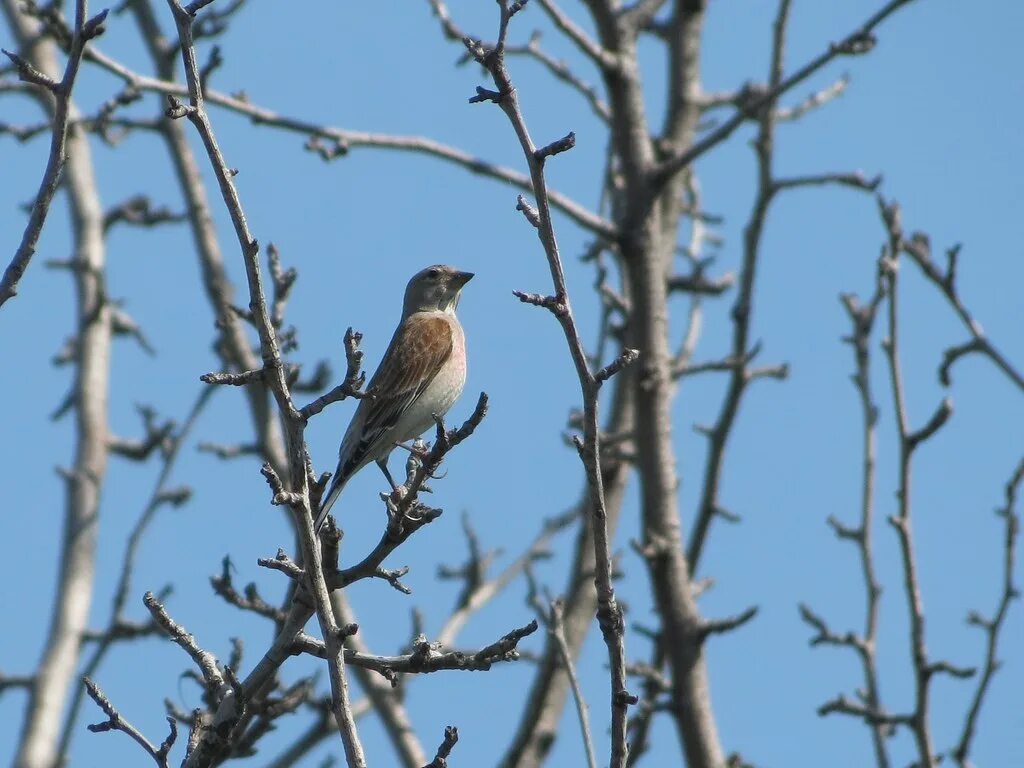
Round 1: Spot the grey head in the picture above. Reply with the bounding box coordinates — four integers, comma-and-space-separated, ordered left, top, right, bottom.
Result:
402, 264, 474, 316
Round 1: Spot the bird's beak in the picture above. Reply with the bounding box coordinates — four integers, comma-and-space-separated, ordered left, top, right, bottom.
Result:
453, 271, 474, 286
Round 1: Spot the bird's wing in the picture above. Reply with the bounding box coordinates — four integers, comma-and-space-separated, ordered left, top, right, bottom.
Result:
341, 313, 453, 473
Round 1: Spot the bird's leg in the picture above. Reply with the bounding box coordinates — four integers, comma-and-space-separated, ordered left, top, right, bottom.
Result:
402, 439, 434, 494
392, 440, 426, 456
376, 457, 399, 491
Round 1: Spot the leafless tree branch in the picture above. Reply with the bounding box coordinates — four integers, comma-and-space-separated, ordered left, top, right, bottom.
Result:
900, 234, 1024, 393
421, 725, 459, 768
652, 0, 922, 193
82, 44, 616, 238
458, 3, 639, 764
6, 4, 115, 764
161, 1, 366, 762
57, 389, 209, 762
0, 1, 106, 307
291, 619, 538, 678
506, 31, 610, 121
952, 458, 1022, 767
878, 195, 959, 767
83, 677, 177, 767
803, 274, 890, 766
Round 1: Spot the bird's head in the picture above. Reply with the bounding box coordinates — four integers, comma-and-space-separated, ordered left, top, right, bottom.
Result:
403, 264, 474, 316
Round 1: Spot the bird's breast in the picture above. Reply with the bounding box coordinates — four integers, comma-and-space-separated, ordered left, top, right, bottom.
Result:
398, 315, 467, 441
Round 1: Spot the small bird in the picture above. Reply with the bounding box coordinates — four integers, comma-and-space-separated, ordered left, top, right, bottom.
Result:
315, 265, 473, 532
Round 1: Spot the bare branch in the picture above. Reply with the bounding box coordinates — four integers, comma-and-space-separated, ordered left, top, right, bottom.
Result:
84, 677, 176, 767
804, 272, 891, 765
0, 3, 108, 307
0, 673, 35, 696
292, 619, 539, 677
200, 368, 263, 386
103, 194, 187, 232
817, 694, 912, 729
546, 600, 598, 768
652, 0, 923, 192
144, 591, 224, 693
899, 234, 1024, 393
506, 32, 610, 121
421, 725, 459, 768
798, 603, 866, 655
463, 4, 635, 764
436, 508, 578, 647
8, 5, 115, 763
877, 194, 968, 767
58, 387, 209, 760
595, 347, 640, 384
952, 458, 1023, 767
698, 606, 758, 641
197, 441, 259, 460
2, 49, 59, 92
775, 74, 850, 121
667, 271, 735, 296
211, 556, 286, 623
534, 0, 617, 70
82, 44, 617, 238
300, 327, 368, 420
906, 396, 953, 449
688, 0, 794, 575
772, 170, 881, 193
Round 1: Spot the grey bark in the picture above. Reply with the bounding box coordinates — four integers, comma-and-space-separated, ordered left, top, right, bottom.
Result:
5, 5, 111, 766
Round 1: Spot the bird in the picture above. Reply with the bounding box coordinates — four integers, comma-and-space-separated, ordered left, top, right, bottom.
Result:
314, 264, 473, 533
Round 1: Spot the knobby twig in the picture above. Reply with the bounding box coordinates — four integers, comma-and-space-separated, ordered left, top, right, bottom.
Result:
547, 599, 597, 768
878, 196, 961, 767
421, 725, 459, 768
299, 327, 368, 419
899, 234, 1024, 393
0, 1, 108, 307
688, 0, 880, 574
82, 43, 616, 238
291, 619, 539, 679
952, 458, 1022, 767
58, 389, 210, 761
83, 677, 177, 767
651, 0, 922, 195
7, 4, 115, 765
154, 5, 496, 764
500, 373, 635, 764
505, 30, 610, 121
161, 1, 366, 763
804, 274, 890, 765
460, 3, 638, 764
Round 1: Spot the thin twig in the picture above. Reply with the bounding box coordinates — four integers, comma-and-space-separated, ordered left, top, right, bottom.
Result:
899, 235, 1024, 393
549, 600, 597, 768
651, 0, 922, 194
291, 619, 539, 677
58, 388, 212, 761
162, 0, 365, 763
878, 197, 945, 767
461, 4, 637, 764
688, 0, 793, 575
952, 458, 1023, 767
83, 677, 176, 767
0, 1, 107, 307
82, 44, 616, 238
7, 5, 114, 764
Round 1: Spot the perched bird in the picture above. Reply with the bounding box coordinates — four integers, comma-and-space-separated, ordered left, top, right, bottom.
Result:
315, 265, 473, 532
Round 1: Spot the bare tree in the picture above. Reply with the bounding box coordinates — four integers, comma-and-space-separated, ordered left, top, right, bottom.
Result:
1, 1, 1019, 768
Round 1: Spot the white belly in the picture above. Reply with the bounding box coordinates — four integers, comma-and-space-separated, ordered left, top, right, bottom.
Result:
396, 320, 466, 441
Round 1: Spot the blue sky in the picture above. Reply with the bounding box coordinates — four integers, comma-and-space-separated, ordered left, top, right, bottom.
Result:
1, 1, 1021, 766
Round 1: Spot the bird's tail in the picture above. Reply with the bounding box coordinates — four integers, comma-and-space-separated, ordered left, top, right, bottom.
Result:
314, 472, 348, 533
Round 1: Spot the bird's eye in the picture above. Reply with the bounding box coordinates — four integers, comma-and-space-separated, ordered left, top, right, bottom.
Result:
427, 268, 440, 279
